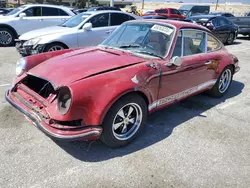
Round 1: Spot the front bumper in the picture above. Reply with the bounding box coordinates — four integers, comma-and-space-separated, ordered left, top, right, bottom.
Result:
15, 41, 45, 56
5, 89, 102, 141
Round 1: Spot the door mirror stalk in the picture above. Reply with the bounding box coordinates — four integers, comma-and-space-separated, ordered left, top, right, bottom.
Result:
165, 56, 182, 67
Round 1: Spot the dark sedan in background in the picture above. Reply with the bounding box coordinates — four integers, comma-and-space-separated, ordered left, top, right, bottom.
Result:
189, 15, 239, 45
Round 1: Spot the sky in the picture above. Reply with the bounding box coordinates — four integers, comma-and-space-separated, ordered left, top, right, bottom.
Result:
142, 0, 250, 4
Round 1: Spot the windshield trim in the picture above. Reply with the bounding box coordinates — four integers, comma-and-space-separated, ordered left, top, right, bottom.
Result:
101, 22, 177, 59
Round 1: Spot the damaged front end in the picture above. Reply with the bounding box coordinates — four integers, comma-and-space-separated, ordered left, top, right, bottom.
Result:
5, 74, 102, 141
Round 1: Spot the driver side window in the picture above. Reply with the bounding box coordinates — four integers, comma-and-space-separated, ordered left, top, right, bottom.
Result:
88, 13, 109, 28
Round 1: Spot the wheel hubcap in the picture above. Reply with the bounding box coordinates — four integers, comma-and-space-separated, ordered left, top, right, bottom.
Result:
48, 45, 64, 51
112, 103, 142, 140
228, 33, 234, 43
0, 31, 12, 45
219, 69, 232, 93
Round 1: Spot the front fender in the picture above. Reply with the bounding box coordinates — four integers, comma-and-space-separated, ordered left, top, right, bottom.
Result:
66, 64, 158, 125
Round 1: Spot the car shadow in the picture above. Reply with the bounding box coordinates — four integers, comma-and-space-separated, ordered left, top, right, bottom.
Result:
228, 41, 242, 45
236, 36, 249, 40
54, 80, 244, 162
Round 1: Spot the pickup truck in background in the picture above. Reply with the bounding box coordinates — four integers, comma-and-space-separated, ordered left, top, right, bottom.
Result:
227, 17, 250, 37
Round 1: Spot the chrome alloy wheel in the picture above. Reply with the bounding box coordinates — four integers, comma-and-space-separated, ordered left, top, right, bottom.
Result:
48, 45, 64, 51
112, 103, 143, 140
219, 69, 232, 93
0, 30, 12, 45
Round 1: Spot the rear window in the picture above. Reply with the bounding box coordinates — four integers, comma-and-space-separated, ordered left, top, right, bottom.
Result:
155, 9, 168, 14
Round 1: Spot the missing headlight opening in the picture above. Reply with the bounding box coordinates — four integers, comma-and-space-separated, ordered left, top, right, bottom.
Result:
58, 86, 72, 115
22, 75, 55, 98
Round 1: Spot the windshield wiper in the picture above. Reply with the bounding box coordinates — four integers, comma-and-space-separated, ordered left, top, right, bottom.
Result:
118, 44, 141, 48
134, 50, 163, 59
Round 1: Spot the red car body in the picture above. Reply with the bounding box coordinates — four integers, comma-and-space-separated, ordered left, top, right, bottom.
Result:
6, 20, 239, 146
154, 8, 186, 19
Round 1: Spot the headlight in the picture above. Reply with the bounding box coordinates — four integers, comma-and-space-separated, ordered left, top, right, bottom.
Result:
16, 57, 26, 76
57, 87, 72, 115
23, 38, 41, 47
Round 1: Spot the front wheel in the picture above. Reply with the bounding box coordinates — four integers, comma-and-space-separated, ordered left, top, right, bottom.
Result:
207, 66, 233, 98
43, 43, 67, 52
0, 28, 15, 47
100, 94, 147, 148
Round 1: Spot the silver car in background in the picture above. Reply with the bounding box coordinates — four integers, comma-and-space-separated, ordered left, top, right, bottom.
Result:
16, 10, 141, 56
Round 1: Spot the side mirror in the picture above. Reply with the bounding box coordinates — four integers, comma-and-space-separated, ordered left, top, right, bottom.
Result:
82, 22, 92, 31
165, 56, 182, 67
19, 13, 26, 19
206, 22, 214, 30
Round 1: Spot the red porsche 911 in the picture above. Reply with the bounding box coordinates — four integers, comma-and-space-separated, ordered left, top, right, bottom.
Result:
6, 19, 240, 148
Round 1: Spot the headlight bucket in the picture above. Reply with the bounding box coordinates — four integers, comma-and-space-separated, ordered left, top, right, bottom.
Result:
23, 38, 41, 47
16, 57, 27, 76
57, 86, 72, 115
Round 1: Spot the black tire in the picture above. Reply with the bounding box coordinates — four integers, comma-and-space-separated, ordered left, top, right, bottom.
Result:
207, 66, 233, 98
43, 42, 67, 52
0, 27, 15, 47
225, 33, 235, 45
100, 93, 147, 148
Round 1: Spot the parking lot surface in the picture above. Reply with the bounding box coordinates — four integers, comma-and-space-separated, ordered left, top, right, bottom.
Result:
0, 37, 249, 188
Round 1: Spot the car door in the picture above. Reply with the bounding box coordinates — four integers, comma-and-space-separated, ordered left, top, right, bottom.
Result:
13, 6, 44, 35
40, 7, 71, 27
157, 29, 218, 107
212, 17, 230, 43
77, 13, 111, 47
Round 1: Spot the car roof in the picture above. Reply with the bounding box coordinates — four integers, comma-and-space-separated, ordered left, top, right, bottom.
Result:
82, 10, 133, 15
189, 14, 218, 19
125, 19, 211, 31
143, 15, 166, 19
22, 3, 73, 10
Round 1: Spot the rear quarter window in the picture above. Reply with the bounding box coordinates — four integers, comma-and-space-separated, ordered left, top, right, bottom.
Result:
207, 34, 221, 52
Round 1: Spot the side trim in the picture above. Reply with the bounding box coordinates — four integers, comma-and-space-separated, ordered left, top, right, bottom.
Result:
148, 79, 217, 111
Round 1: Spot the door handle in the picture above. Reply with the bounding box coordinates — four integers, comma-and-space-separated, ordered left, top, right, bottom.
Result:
205, 61, 212, 65
106, 30, 112, 34
38, 19, 43, 21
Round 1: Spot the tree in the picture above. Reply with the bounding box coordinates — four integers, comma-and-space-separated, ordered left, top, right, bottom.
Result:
75, 0, 97, 8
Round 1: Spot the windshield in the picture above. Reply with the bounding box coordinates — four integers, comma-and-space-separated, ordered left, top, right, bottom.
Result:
100, 23, 175, 58
179, 5, 193, 11
61, 13, 91, 28
179, 10, 188, 15
6, 6, 26, 16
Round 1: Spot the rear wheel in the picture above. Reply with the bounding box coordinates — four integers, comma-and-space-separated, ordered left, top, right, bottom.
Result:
0, 28, 15, 47
100, 94, 147, 148
226, 33, 235, 45
44, 43, 67, 52
207, 66, 233, 98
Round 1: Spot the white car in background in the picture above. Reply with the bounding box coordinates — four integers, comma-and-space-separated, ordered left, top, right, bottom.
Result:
16, 10, 142, 56
0, 4, 75, 46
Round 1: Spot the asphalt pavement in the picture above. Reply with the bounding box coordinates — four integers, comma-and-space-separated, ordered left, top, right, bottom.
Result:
0, 37, 249, 188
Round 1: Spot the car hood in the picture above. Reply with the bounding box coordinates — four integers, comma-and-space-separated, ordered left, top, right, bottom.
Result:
19, 26, 74, 40
28, 47, 146, 88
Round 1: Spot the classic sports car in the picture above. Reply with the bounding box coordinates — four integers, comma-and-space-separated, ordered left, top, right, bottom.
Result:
6, 19, 240, 148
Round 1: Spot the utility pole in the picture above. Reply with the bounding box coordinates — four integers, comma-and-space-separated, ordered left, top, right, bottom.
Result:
110, 0, 114, 6
142, 0, 144, 10
215, 0, 219, 10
